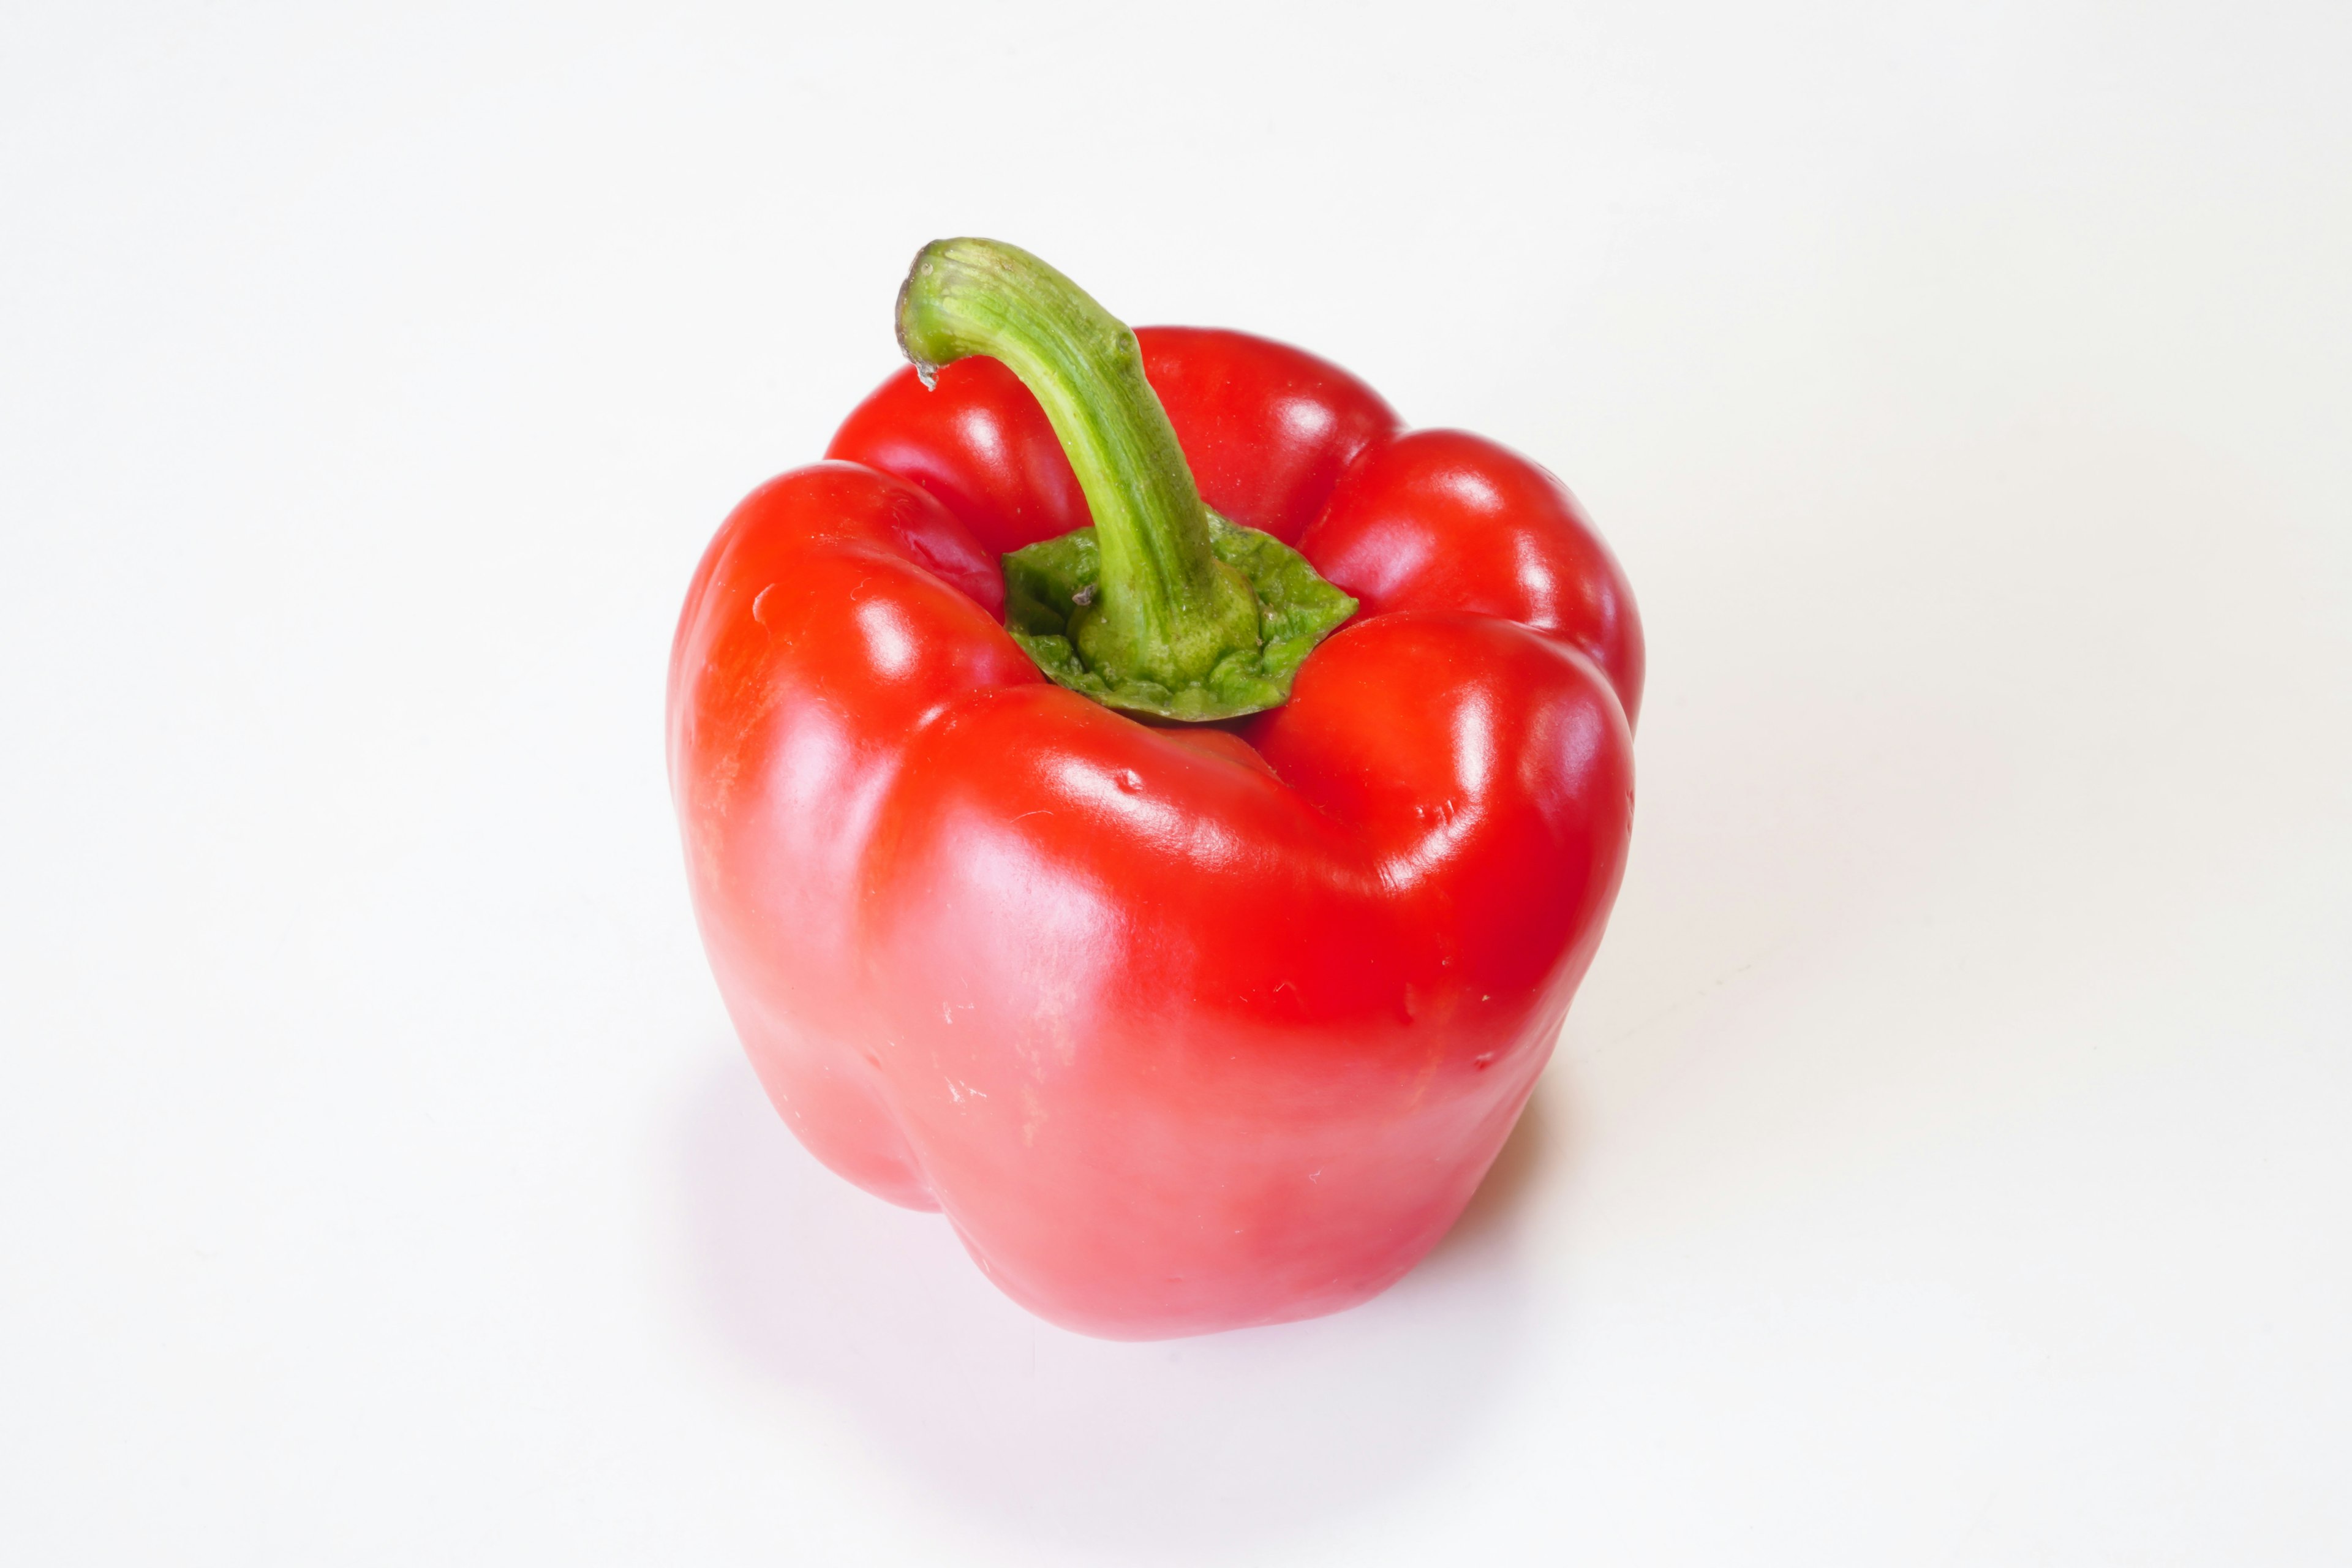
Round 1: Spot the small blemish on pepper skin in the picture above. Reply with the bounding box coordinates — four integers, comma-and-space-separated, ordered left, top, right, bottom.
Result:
752, 584, 776, 625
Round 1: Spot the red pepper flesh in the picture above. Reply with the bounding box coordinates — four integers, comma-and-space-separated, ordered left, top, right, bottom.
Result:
670, 244, 1640, 1338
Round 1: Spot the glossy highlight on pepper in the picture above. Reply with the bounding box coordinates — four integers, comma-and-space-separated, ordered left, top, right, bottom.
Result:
669, 238, 1642, 1338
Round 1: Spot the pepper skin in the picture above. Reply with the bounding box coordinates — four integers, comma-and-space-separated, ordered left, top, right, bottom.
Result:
671, 255, 1640, 1340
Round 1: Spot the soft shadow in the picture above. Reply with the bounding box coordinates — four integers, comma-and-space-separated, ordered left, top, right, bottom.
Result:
672, 1049, 1560, 1557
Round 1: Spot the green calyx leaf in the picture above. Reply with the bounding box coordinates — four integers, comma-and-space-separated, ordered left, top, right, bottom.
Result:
1003, 512, 1357, 721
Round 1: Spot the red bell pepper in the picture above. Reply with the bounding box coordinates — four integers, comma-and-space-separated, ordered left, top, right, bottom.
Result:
669, 239, 1640, 1339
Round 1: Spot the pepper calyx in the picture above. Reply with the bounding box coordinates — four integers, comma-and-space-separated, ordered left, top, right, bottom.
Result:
1003, 510, 1357, 720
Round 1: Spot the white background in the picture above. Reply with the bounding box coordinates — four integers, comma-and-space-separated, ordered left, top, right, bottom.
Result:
6, 2, 2348, 1562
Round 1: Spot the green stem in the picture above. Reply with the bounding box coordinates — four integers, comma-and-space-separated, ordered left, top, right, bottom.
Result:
896, 238, 1264, 693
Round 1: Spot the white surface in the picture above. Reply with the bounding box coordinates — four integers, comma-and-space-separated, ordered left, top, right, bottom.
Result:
5, 2, 2348, 1562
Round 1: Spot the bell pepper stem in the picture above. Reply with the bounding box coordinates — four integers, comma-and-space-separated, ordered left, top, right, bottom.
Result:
895, 239, 1265, 692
